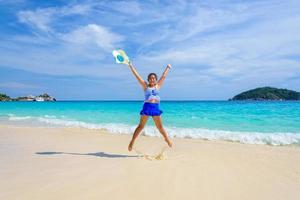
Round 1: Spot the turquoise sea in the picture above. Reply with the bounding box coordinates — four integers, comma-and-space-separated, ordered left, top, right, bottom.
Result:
1, 101, 300, 145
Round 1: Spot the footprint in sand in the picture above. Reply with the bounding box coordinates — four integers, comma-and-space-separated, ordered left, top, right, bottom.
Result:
134, 146, 169, 161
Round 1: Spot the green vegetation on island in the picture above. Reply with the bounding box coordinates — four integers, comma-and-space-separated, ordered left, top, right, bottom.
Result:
230, 87, 300, 101
0, 93, 11, 101
0, 93, 56, 101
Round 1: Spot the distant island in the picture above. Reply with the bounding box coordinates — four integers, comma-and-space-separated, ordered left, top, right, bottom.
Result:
0, 93, 56, 102
230, 87, 300, 101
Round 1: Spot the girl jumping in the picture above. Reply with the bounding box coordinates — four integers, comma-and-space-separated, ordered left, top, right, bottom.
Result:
127, 63, 173, 151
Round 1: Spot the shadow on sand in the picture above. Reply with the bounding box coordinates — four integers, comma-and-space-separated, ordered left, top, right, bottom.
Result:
36, 151, 139, 158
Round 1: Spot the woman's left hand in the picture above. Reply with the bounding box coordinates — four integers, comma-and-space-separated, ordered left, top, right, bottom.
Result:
167, 64, 172, 69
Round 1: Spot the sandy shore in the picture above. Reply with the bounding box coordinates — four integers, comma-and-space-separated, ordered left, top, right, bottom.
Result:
0, 124, 300, 200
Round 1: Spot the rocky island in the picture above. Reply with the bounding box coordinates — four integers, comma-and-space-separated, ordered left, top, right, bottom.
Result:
230, 87, 300, 101
0, 93, 56, 101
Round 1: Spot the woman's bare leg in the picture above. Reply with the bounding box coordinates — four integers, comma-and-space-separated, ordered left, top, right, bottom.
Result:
128, 115, 149, 151
152, 116, 172, 147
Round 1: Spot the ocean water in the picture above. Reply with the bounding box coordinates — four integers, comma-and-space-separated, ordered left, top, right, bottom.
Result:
1, 101, 300, 146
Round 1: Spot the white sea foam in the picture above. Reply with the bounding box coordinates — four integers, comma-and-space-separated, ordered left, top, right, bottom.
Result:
6, 115, 300, 146
8, 115, 33, 121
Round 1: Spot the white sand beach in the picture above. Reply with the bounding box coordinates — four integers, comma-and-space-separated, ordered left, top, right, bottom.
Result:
0, 124, 300, 200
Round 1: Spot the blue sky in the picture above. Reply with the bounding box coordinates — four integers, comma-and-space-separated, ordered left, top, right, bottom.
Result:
0, 0, 300, 100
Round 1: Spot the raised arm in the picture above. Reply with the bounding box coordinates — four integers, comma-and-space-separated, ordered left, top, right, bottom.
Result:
128, 62, 147, 90
157, 64, 172, 89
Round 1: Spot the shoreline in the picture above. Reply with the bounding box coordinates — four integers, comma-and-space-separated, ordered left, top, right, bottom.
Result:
1, 124, 300, 200
2, 122, 300, 148
1, 119, 300, 146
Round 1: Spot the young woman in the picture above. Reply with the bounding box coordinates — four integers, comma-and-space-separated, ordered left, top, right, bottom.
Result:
127, 62, 173, 151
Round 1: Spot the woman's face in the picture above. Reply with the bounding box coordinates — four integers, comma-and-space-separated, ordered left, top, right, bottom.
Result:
148, 75, 157, 85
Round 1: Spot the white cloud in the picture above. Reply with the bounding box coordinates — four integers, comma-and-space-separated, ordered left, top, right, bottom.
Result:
60, 24, 124, 50
17, 4, 91, 32
108, 1, 142, 16
18, 8, 54, 31
60, 4, 91, 16
171, 6, 251, 42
